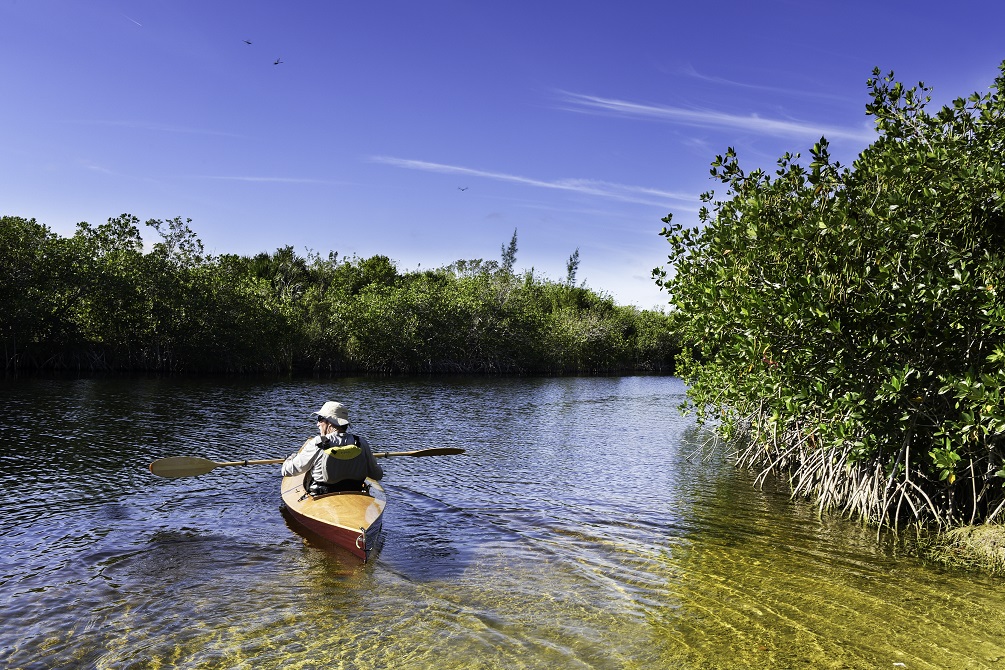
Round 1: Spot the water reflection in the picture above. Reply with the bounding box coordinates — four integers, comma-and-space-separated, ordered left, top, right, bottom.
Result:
1, 376, 1003, 669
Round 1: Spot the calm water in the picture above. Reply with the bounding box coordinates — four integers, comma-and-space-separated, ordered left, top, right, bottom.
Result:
1, 376, 1003, 669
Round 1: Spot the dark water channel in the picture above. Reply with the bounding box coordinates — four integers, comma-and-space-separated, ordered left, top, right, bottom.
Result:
1, 376, 1003, 669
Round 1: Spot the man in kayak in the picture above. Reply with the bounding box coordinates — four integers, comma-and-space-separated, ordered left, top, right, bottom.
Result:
280, 401, 384, 494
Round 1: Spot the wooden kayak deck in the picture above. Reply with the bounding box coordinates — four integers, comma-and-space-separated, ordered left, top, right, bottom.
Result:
280, 475, 386, 560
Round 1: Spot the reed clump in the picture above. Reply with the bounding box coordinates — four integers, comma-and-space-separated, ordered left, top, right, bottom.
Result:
921, 524, 1005, 575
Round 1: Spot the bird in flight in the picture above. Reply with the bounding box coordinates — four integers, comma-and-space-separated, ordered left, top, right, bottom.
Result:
274, 58, 283, 65
458, 186, 468, 191
243, 39, 252, 45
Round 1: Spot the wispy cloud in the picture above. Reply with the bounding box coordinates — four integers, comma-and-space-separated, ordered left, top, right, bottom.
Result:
677, 63, 854, 103
193, 175, 344, 184
369, 156, 699, 207
76, 159, 163, 185
64, 119, 245, 139
80, 160, 114, 175
556, 91, 874, 142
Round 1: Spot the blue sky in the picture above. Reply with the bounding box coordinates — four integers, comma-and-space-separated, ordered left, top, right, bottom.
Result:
3, 1, 1003, 309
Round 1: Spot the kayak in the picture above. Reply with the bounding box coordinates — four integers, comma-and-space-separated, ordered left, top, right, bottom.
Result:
280, 475, 387, 560
149, 447, 462, 561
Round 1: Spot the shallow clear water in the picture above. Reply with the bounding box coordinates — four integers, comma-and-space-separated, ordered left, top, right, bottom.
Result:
1, 376, 1003, 669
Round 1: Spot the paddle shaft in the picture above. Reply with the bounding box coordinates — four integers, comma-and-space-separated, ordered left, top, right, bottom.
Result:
149, 447, 464, 478
219, 458, 284, 467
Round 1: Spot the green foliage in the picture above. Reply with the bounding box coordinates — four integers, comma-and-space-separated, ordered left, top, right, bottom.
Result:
147, 216, 205, 267
655, 62, 1005, 526
500, 229, 518, 275
1, 216, 677, 376
66, 214, 153, 361
565, 248, 580, 286
0, 216, 74, 366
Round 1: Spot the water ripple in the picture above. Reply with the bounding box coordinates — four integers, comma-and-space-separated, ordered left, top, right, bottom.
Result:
2, 376, 1004, 669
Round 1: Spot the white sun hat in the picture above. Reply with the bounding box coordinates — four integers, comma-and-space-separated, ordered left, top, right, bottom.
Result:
312, 401, 350, 427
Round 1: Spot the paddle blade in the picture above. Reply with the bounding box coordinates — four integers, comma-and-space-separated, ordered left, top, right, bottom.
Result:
149, 456, 219, 478
374, 447, 466, 458
408, 447, 465, 457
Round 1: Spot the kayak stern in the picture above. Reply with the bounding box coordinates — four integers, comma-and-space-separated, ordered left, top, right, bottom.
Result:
280, 476, 386, 560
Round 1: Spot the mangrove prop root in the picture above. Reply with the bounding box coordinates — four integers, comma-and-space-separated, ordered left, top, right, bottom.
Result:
730, 413, 1004, 529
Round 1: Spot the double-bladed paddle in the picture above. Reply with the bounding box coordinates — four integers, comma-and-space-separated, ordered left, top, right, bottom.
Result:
149, 447, 465, 479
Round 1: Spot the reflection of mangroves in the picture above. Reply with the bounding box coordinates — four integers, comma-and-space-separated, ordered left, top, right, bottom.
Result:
1, 215, 678, 374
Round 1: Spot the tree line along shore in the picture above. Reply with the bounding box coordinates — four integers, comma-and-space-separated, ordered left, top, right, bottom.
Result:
1, 215, 678, 376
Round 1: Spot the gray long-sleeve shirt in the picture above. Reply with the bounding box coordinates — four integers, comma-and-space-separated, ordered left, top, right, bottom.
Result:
280, 432, 383, 484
